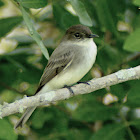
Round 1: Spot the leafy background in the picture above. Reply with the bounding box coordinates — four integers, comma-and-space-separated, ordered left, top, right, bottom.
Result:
0, 0, 140, 140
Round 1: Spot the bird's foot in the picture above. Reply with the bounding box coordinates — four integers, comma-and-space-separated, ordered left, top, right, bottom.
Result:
64, 85, 74, 96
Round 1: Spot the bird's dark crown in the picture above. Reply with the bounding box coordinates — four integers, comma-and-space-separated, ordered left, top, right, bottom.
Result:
66, 24, 92, 35
64, 24, 93, 40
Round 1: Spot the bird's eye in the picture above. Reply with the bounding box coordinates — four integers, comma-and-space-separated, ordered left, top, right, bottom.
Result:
74, 33, 81, 38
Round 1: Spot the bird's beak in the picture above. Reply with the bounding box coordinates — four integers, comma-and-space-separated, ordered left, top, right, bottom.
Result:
88, 34, 99, 38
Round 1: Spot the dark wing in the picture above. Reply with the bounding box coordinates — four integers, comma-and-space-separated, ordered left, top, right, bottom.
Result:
35, 50, 74, 94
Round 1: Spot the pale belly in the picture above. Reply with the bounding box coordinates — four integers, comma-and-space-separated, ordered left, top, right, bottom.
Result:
41, 62, 92, 93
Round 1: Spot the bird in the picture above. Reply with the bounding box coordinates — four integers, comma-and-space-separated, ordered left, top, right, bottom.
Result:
15, 24, 98, 129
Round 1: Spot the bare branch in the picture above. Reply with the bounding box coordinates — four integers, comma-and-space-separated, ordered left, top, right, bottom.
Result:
0, 65, 140, 118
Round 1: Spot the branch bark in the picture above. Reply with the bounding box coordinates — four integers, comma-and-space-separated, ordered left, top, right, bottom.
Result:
0, 65, 140, 118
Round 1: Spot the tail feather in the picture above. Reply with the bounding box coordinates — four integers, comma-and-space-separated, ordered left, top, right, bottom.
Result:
14, 85, 51, 129
14, 107, 36, 129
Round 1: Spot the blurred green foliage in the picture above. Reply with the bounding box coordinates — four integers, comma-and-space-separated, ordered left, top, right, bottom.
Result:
0, 16, 23, 38
0, 0, 140, 139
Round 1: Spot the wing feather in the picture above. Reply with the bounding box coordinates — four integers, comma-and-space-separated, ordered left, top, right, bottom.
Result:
35, 49, 74, 94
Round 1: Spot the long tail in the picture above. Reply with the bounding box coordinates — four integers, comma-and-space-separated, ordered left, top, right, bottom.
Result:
14, 85, 52, 129
14, 107, 36, 129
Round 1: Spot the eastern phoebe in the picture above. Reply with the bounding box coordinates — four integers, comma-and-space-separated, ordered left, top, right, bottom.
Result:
15, 24, 98, 129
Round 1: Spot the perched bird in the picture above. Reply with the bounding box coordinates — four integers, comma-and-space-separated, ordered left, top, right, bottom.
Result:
15, 24, 98, 129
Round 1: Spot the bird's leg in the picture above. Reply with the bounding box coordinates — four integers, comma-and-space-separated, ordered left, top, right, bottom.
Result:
64, 85, 74, 96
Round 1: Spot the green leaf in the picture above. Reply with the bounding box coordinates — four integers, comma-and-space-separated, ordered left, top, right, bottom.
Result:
0, 0, 4, 7
0, 119, 17, 140
133, 0, 140, 6
110, 83, 130, 101
123, 28, 140, 52
66, 129, 91, 140
125, 81, 140, 107
0, 55, 42, 89
69, 0, 92, 26
18, 0, 48, 9
0, 62, 22, 86
32, 107, 68, 133
19, 3, 49, 60
129, 119, 140, 136
130, 119, 140, 126
96, 45, 123, 74
95, 0, 118, 36
90, 124, 125, 140
0, 16, 22, 38
71, 95, 118, 121
31, 109, 48, 129
53, 4, 79, 30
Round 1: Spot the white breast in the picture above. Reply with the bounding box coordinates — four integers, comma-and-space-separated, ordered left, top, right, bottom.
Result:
81, 38, 97, 66
73, 38, 97, 81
